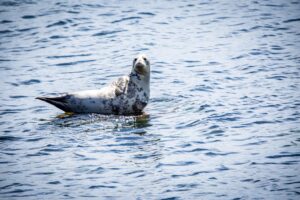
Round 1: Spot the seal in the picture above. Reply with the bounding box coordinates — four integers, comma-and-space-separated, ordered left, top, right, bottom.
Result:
36, 54, 150, 115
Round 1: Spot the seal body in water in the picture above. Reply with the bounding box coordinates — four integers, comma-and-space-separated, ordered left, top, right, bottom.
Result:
36, 54, 150, 115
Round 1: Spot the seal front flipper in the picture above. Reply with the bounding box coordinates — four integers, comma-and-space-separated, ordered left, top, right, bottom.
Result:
36, 95, 72, 112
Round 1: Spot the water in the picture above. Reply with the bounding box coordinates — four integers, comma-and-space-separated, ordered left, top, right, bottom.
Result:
0, 0, 300, 199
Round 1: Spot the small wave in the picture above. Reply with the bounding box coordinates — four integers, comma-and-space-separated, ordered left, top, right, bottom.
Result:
93, 30, 125, 36
47, 181, 61, 185
9, 95, 27, 99
0, 136, 21, 142
46, 20, 72, 28
19, 79, 41, 85
266, 153, 300, 159
138, 12, 155, 16
283, 18, 300, 23
89, 185, 116, 189
22, 15, 36, 19
49, 35, 67, 39
47, 53, 91, 59
0, 20, 13, 24
111, 16, 141, 23
55, 59, 96, 66
0, 30, 13, 34
17, 27, 38, 32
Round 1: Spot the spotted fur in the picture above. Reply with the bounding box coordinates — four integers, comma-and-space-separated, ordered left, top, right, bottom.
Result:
36, 54, 150, 115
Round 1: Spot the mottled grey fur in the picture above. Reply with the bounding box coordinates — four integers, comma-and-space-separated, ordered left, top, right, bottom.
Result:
36, 54, 150, 115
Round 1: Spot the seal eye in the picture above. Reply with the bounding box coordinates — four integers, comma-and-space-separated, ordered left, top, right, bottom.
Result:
143, 57, 147, 61
133, 58, 137, 65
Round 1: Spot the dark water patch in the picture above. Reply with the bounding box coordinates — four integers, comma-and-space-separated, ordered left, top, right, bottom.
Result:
19, 79, 41, 85
241, 178, 260, 183
205, 129, 224, 136
198, 12, 216, 17
67, 10, 80, 14
205, 151, 237, 157
0, 183, 34, 190
183, 60, 201, 63
111, 16, 142, 23
0, 30, 13, 34
0, 136, 21, 142
47, 181, 61, 185
9, 95, 28, 99
93, 30, 125, 36
89, 185, 116, 189
0, 20, 13, 24
251, 161, 298, 166
156, 161, 197, 168
0, 108, 27, 115
22, 15, 36, 19
138, 12, 155, 16
174, 148, 209, 154
26, 137, 44, 142
242, 140, 267, 146
191, 84, 213, 92
55, 59, 96, 66
266, 153, 300, 159
46, 20, 72, 28
283, 18, 300, 23
88, 167, 105, 174
266, 75, 287, 80
160, 197, 180, 200
42, 147, 65, 152
271, 45, 284, 50
83, 3, 104, 8
49, 35, 67, 39
124, 170, 144, 176
17, 27, 38, 32
0, 1, 20, 6
31, 172, 54, 175
26, 152, 50, 157
0, 189, 33, 194
176, 119, 202, 129
47, 53, 91, 59
98, 13, 115, 17
208, 112, 241, 122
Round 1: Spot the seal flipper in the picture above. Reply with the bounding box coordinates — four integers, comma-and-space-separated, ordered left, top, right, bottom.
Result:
36, 95, 72, 112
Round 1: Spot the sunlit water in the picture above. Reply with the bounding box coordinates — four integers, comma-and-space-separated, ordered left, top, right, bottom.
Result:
1, 0, 300, 199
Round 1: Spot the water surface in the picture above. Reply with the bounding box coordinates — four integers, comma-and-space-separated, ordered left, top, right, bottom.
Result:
0, 0, 300, 199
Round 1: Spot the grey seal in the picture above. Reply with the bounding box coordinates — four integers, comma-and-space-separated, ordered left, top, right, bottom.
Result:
36, 54, 150, 115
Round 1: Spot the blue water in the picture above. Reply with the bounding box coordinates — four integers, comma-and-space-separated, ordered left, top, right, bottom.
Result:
1, 0, 300, 199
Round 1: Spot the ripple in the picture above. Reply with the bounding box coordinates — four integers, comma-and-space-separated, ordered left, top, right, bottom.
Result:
47, 53, 91, 59
46, 20, 72, 28
89, 185, 116, 189
283, 18, 300, 23
0, 136, 21, 142
19, 79, 41, 85
92, 30, 125, 36
0, 20, 13, 24
111, 16, 142, 23
138, 12, 155, 16
55, 59, 96, 66
266, 153, 300, 159
21, 15, 36, 19
0, 30, 13, 34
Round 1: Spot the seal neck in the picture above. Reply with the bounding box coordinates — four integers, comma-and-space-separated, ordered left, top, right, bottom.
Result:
129, 71, 150, 91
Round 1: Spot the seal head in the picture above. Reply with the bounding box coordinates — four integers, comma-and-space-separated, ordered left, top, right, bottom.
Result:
132, 54, 150, 77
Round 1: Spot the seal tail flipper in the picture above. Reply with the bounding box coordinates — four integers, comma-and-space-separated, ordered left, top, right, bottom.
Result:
36, 95, 72, 112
